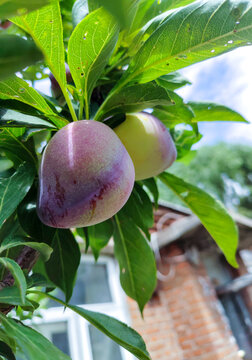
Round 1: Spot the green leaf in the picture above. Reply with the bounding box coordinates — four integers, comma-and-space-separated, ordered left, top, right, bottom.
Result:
171, 128, 202, 159
121, 0, 252, 85
123, 184, 153, 240
88, 219, 114, 260
0, 129, 37, 166
0, 0, 49, 18
95, 81, 181, 120
12, 0, 77, 122
0, 330, 16, 355
0, 314, 71, 360
88, 0, 137, 28
159, 172, 239, 267
129, 0, 196, 34
188, 101, 248, 123
153, 103, 195, 128
0, 109, 56, 129
0, 238, 52, 262
68, 305, 151, 360
68, 7, 119, 119
156, 72, 192, 91
0, 258, 26, 304
33, 291, 151, 360
0, 162, 35, 229
0, 341, 15, 360
17, 185, 56, 244
72, 0, 89, 27
45, 229, 81, 303
0, 286, 34, 307
114, 214, 156, 313
139, 178, 159, 208
0, 76, 67, 129
26, 273, 53, 289
0, 35, 43, 81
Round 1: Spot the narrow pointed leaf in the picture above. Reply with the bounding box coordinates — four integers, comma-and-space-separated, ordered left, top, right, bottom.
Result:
0, 286, 34, 307
45, 229, 81, 303
123, 184, 153, 240
188, 101, 248, 123
159, 172, 239, 267
153, 103, 195, 128
0, 341, 15, 360
156, 72, 192, 90
12, 1, 66, 91
68, 305, 151, 360
34, 292, 151, 360
0, 35, 43, 81
129, 0, 196, 35
68, 7, 119, 117
0, 314, 71, 360
0, 162, 35, 228
139, 178, 159, 208
95, 81, 181, 120
88, 0, 137, 28
0, 129, 37, 165
0, 258, 26, 304
0, 109, 56, 129
114, 214, 156, 313
0, 76, 67, 128
0, 238, 52, 262
0, 0, 49, 19
88, 219, 114, 261
12, 0, 77, 121
122, 0, 252, 85
72, 0, 89, 27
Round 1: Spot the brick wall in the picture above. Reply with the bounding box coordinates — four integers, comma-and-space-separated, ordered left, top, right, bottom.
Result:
128, 245, 240, 360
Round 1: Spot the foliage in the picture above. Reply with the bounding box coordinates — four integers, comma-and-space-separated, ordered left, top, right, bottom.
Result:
0, 0, 251, 358
158, 143, 252, 218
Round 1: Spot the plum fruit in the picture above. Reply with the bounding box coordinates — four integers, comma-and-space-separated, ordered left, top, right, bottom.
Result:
49, 63, 72, 105
114, 112, 177, 180
37, 120, 135, 228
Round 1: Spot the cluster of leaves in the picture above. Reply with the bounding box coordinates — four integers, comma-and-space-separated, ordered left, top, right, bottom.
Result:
0, 0, 251, 359
158, 143, 252, 217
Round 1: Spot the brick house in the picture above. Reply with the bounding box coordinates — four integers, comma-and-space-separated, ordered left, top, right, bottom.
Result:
34, 202, 252, 360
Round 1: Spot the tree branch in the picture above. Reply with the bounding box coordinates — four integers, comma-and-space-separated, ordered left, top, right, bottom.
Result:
0, 246, 39, 314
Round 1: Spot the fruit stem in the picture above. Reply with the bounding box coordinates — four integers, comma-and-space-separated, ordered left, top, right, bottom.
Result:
62, 88, 78, 122
79, 98, 84, 120
84, 95, 90, 120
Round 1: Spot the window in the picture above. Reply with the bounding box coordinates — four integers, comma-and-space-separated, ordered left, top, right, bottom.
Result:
32, 256, 135, 360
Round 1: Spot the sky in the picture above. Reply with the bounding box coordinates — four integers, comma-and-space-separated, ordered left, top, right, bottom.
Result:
35, 45, 252, 148
177, 46, 252, 147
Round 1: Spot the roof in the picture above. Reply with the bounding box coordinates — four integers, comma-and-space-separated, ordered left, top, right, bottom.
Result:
83, 202, 252, 255
153, 202, 252, 250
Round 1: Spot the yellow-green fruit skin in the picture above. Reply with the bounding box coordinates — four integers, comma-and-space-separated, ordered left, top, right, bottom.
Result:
114, 112, 177, 180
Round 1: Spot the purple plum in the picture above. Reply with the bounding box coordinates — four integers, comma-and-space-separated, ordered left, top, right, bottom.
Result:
37, 120, 135, 228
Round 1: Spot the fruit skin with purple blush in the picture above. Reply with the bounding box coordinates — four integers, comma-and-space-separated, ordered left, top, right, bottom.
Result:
37, 120, 135, 228
114, 112, 177, 180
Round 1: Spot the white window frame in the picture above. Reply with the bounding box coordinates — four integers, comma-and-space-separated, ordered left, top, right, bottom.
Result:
32, 255, 135, 360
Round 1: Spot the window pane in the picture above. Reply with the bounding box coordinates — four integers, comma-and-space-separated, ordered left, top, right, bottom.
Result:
52, 331, 70, 356
89, 325, 123, 360
48, 262, 112, 307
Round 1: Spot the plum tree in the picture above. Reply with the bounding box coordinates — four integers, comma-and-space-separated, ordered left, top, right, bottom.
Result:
37, 120, 135, 228
114, 112, 177, 180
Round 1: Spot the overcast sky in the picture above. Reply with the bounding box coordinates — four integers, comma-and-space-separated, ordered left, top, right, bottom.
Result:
36, 45, 252, 148
177, 46, 252, 147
